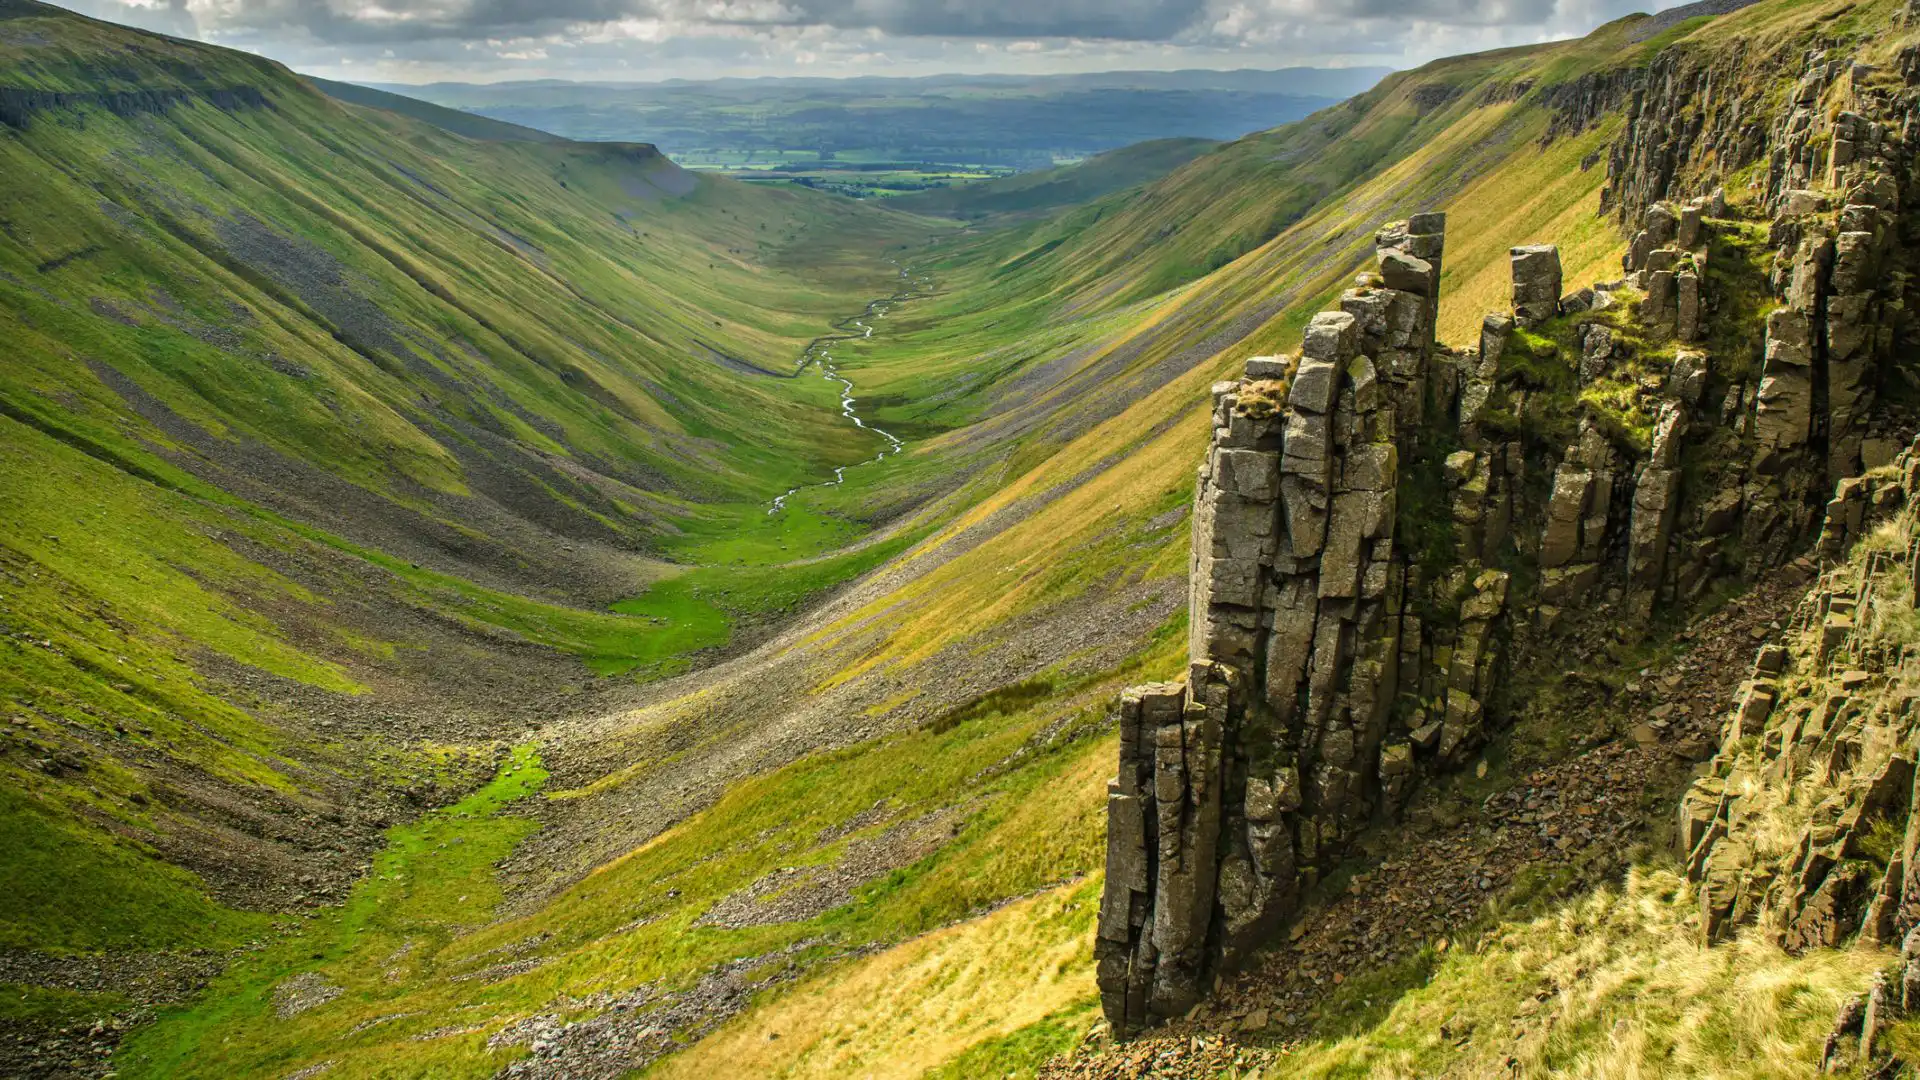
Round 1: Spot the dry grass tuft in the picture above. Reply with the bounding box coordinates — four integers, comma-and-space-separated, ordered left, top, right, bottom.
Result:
651, 879, 1100, 1080
1277, 867, 1888, 1079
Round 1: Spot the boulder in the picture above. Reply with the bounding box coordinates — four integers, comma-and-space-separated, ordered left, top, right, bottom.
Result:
1214, 448, 1281, 502
1300, 311, 1358, 364
1288, 359, 1339, 415
1510, 245, 1563, 325
1244, 355, 1291, 380
1378, 248, 1435, 295
1540, 464, 1594, 569
1670, 350, 1709, 404
1676, 270, 1702, 341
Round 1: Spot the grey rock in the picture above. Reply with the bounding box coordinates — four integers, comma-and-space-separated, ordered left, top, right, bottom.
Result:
1510, 245, 1563, 325
1289, 359, 1339, 416
1378, 248, 1435, 295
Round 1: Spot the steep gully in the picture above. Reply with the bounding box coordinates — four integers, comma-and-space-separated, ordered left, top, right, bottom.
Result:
769, 263, 932, 513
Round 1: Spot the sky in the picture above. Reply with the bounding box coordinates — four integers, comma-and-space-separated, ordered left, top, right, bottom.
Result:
54, 0, 1690, 84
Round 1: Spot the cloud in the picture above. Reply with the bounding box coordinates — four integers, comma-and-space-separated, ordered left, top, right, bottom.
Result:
59, 0, 200, 38
45, 0, 1686, 81
174, 0, 1209, 45
79, 0, 1660, 46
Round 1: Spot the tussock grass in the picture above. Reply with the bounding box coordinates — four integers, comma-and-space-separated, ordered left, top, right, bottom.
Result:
1276, 867, 1887, 1079
648, 880, 1100, 1080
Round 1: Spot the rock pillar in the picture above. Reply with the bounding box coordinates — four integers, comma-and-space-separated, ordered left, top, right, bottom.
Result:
1097, 215, 1512, 1034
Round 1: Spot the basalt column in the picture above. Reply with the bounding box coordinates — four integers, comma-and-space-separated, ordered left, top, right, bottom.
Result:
1096, 215, 1507, 1034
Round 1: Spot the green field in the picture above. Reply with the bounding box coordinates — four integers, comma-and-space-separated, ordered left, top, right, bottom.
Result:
672, 150, 1017, 199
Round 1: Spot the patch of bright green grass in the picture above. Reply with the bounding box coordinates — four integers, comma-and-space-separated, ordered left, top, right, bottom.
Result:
116, 744, 549, 1079
611, 525, 922, 675
114, 636, 1167, 1078
921, 1000, 1101, 1080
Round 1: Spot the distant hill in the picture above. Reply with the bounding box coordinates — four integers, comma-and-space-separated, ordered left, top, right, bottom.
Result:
890, 137, 1220, 220
303, 75, 566, 143
369, 68, 1392, 168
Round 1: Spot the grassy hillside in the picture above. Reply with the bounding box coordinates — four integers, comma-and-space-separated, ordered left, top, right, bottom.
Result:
0, 0, 1636, 1070
493, 2, 1898, 1076
889, 137, 1219, 220
0, 0, 946, 999
303, 76, 567, 143
96, 8, 1621, 1076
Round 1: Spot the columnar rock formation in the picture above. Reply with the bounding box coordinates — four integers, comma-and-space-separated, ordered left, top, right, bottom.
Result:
1100, 23, 1920, 1034
1098, 216, 1521, 1031
1671, 443, 1920, 1074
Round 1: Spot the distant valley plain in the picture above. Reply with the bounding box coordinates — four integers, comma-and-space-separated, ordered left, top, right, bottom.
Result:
366, 67, 1391, 197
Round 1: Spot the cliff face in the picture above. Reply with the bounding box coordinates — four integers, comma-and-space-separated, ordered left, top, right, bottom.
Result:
1098, 7, 1920, 1034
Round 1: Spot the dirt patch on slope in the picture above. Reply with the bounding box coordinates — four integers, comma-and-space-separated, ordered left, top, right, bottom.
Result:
697, 804, 973, 929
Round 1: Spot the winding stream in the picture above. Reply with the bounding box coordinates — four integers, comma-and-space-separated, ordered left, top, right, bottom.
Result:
768, 264, 933, 514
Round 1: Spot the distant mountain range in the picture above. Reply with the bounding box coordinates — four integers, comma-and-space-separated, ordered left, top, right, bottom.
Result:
372, 67, 1394, 95
353, 67, 1394, 168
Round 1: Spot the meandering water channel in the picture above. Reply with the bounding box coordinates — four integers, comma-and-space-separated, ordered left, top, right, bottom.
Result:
768, 264, 932, 514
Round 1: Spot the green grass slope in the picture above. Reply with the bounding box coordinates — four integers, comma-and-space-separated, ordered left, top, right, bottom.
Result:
889, 137, 1219, 220
303, 75, 568, 143
471, 2, 1899, 1075
6, 0, 1899, 1076
82, 5, 1742, 1077
0, 0, 945, 981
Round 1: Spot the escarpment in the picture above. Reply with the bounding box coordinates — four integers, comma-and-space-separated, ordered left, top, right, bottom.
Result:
0, 84, 271, 128
1098, 10, 1920, 1034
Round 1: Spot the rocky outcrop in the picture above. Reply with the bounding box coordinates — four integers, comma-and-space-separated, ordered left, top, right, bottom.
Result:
1673, 443, 1920, 1077
1100, 8, 1920, 1035
1100, 213, 1523, 1032
0, 85, 271, 129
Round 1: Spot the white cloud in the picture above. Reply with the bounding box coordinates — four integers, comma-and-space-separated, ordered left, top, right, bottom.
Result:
44, 0, 1690, 83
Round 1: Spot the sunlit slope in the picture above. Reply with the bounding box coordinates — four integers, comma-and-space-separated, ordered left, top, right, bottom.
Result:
0, 0, 936, 970
356, 14, 1743, 1079
2, 0, 1844, 1076
2, 0, 934, 594
913, 24, 1648, 316
769, 19, 1664, 688
529, 0, 1706, 911
808, 20, 1689, 497
612, 8, 1887, 1076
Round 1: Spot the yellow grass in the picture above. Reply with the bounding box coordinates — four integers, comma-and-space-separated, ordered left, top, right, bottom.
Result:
1279, 868, 1889, 1080
652, 878, 1101, 1080
1437, 117, 1626, 345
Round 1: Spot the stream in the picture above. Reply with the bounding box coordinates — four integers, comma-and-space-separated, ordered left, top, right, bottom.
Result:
768, 264, 932, 514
